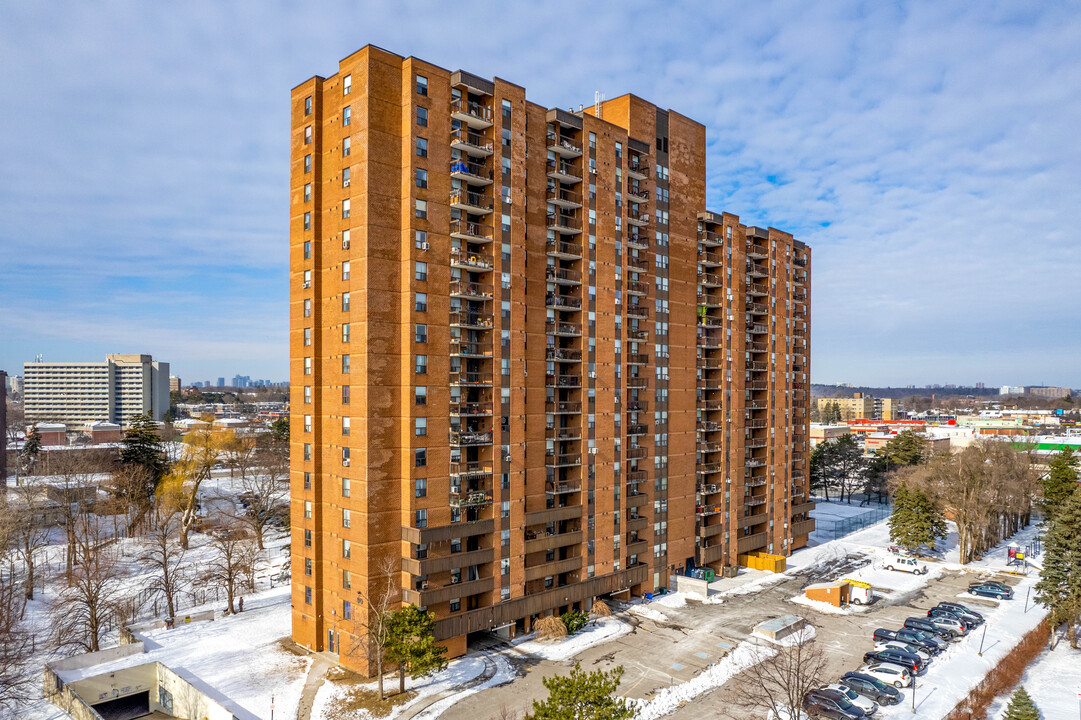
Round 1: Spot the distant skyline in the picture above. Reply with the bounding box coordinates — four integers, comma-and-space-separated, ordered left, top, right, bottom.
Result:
2, 2, 1079, 386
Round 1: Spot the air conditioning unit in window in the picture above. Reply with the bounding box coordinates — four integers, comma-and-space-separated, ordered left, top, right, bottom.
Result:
504, 455, 512, 462
302, 282, 311, 289
589, 372, 597, 378
589, 167, 597, 174
589, 447, 598, 455
420, 242, 430, 250
343, 459, 350, 466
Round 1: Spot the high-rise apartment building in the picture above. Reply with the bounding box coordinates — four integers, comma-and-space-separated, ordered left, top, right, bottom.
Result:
23, 354, 170, 432
290, 46, 811, 672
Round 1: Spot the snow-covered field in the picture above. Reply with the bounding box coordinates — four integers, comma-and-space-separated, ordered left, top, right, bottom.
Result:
985, 642, 1081, 720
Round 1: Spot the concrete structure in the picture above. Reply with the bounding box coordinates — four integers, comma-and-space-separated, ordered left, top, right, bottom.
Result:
290, 45, 811, 673
23, 354, 170, 432
817, 392, 893, 421
753, 614, 807, 643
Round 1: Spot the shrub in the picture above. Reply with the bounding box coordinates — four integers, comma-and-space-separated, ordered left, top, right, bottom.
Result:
561, 610, 590, 635
591, 600, 613, 617
535, 615, 567, 640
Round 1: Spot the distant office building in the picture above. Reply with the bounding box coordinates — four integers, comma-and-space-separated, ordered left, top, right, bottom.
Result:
169, 376, 181, 392
4, 374, 21, 396
1000, 385, 1025, 396
975, 382, 985, 389
23, 354, 170, 432
218, 377, 226, 387
817, 393, 893, 421
1026, 386, 1071, 399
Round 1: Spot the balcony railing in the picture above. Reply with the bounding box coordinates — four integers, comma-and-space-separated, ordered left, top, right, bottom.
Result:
545, 400, 582, 414
450, 128, 494, 155
450, 461, 493, 479
546, 132, 582, 156
546, 267, 582, 284
546, 374, 581, 388
698, 229, 723, 246
698, 250, 723, 266
545, 347, 582, 362
547, 213, 582, 233
449, 430, 493, 446
450, 219, 494, 242
450, 280, 493, 300
450, 98, 493, 127
626, 233, 649, 249
625, 446, 647, 459
449, 188, 494, 213
544, 454, 582, 469
450, 247, 494, 271
626, 424, 647, 436
545, 294, 582, 310
546, 238, 583, 258
450, 491, 493, 509
547, 185, 583, 207
626, 305, 648, 319
450, 371, 493, 387
546, 159, 583, 181
625, 353, 649, 365
627, 160, 649, 179
546, 321, 582, 337
450, 401, 492, 417
448, 311, 493, 329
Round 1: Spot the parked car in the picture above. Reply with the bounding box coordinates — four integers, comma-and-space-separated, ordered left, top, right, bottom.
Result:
825, 684, 879, 715
873, 640, 931, 661
968, 579, 1010, 592
862, 648, 925, 674
802, 688, 867, 719
841, 672, 902, 705
936, 601, 985, 625
904, 616, 957, 641
860, 662, 912, 688
929, 607, 977, 630
885, 555, 928, 575
895, 627, 947, 654
969, 582, 1013, 600
924, 613, 967, 637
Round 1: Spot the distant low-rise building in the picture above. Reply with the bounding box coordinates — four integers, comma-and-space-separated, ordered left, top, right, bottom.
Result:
169, 376, 181, 392
85, 421, 123, 444
809, 423, 850, 448
817, 393, 894, 421
1000, 385, 1025, 396
1026, 386, 1071, 399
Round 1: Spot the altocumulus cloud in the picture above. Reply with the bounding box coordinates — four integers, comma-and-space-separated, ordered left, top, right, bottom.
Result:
0, 0, 1077, 385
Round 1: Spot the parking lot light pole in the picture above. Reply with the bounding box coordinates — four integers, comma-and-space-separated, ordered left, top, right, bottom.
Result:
978, 624, 987, 656
911, 669, 917, 713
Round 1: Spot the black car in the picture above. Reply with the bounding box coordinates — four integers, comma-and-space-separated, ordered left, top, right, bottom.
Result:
841, 672, 902, 706
896, 627, 947, 654
863, 648, 926, 673
935, 602, 985, 626
904, 616, 956, 641
872, 628, 898, 644
929, 607, 977, 630
803, 688, 867, 719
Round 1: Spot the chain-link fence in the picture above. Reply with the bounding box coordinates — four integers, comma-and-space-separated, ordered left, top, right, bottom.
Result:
811, 503, 892, 541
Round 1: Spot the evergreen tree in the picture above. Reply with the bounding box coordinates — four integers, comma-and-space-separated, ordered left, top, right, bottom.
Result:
1002, 686, 1039, 720
1036, 488, 1081, 648
914, 488, 948, 551
270, 416, 290, 444
528, 663, 633, 720
20, 425, 41, 473
385, 605, 448, 694
1040, 446, 1079, 518
881, 429, 930, 467
119, 414, 168, 488
889, 484, 917, 549
888, 484, 946, 553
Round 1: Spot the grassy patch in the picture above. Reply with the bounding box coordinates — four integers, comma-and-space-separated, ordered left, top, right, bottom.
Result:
322, 667, 417, 720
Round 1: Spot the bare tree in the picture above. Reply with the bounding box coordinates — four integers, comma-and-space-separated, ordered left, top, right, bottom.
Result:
52, 515, 127, 652
107, 463, 155, 538
733, 627, 828, 720
159, 419, 223, 549
345, 554, 400, 699
49, 450, 98, 577
0, 514, 35, 712
6, 482, 50, 601
139, 506, 187, 620
234, 442, 289, 550
203, 521, 259, 615
4, 398, 23, 487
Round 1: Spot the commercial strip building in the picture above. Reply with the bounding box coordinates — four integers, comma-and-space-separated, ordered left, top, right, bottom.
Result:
289, 45, 811, 672
816, 392, 893, 421
22, 354, 170, 433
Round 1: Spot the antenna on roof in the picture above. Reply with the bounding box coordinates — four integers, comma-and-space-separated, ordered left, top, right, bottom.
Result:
35, 354, 43, 363
594, 91, 604, 119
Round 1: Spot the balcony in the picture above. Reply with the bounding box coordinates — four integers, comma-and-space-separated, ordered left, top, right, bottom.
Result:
627, 329, 648, 341
625, 538, 648, 555
626, 492, 649, 509
748, 243, 768, 259
697, 358, 723, 371
626, 160, 649, 180
546, 266, 582, 285
450, 128, 494, 158
626, 424, 647, 436
698, 504, 724, 517
698, 543, 727, 565
698, 335, 723, 349
625, 446, 647, 460
404, 576, 493, 607
740, 512, 768, 529
625, 353, 648, 365
626, 232, 649, 250
791, 519, 816, 536
450, 430, 493, 447
547, 132, 582, 158
525, 529, 582, 554
546, 427, 581, 441
545, 294, 582, 311
547, 213, 583, 235
697, 462, 723, 475
546, 373, 581, 389
626, 209, 649, 227
698, 250, 723, 267
625, 469, 648, 483
625, 280, 648, 296
746, 381, 767, 391
626, 400, 649, 413
625, 514, 648, 531
746, 261, 767, 279
697, 420, 722, 432
625, 187, 649, 204
698, 229, 723, 247
450, 461, 493, 480
450, 491, 493, 509
747, 282, 768, 296
747, 301, 768, 315
626, 376, 647, 389
524, 504, 582, 526
547, 185, 583, 209
698, 523, 725, 539
699, 272, 723, 288
546, 321, 582, 337
627, 256, 648, 272
747, 341, 768, 352
545, 454, 582, 469
449, 158, 495, 186
698, 441, 723, 453
697, 316, 724, 328
450, 371, 493, 388
545, 347, 582, 362
737, 532, 768, 554
449, 311, 493, 330
450, 219, 494, 244
524, 556, 582, 583
402, 547, 493, 577
546, 159, 583, 184
450, 247, 494, 272
626, 305, 648, 320
697, 292, 723, 308
450, 279, 494, 300
449, 340, 492, 358
450, 401, 492, 418
546, 238, 583, 259
745, 437, 767, 449
450, 98, 493, 129
450, 188, 494, 215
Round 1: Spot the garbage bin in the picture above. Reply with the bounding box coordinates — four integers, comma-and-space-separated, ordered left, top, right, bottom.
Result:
703, 568, 716, 583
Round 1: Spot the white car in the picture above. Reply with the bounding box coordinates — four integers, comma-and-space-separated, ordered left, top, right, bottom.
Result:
886, 555, 928, 575
862, 662, 912, 688
874, 640, 931, 661
826, 683, 879, 715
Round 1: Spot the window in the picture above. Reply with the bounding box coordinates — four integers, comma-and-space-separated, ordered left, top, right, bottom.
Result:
589, 132, 596, 149
304, 385, 312, 403
449, 598, 460, 612
342, 323, 350, 342
501, 500, 510, 518
417, 106, 428, 127
342, 477, 351, 497
303, 270, 311, 288
303, 414, 312, 432
343, 74, 351, 95
342, 447, 350, 465
341, 354, 350, 373
415, 199, 427, 219
342, 136, 351, 157
341, 199, 350, 219
304, 126, 312, 144
341, 385, 350, 404
342, 228, 350, 249
415, 230, 427, 249
415, 509, 427, 527
304, 500, 312, 518
416, 137, 428, 157
343, 600, 352, 620
415, 292, 427, 312
501, 529, 510, 546
342, 508, 351, 528
303, 240, 311, 259
304, 96, 312, 115
303, 183, 311, 202
415, 477, 427, 498
415, 355, 427, 374
303, 212, 311, 230
305, 586, 312, 604
501, 558, 510, 575
342, 416, 350, 436
304, 529, 312, 547
304, 472, 311, 489
416, 74, 428, 95
342, 292, 350, 311
342, 167, 350, 188
342, 260, 350, 280
415, 386, 427, 405
342, 105, 351, 125
502, 128, 511, 146
342, 539, 351, 558
415, 261, 427, 281
415, 448, 427, 467
304, 558, 312, 575
304, 154, 311, 173
415, 324, 427, 343
416, 168, 428, 188
303, 357, 312, 375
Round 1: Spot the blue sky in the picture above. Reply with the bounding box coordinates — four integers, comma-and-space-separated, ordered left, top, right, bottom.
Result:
2, 1, 1079, 387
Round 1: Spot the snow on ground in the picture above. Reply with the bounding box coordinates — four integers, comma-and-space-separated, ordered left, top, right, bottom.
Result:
628, 604, 669, 622
654, 592, 688, 608
788, 594, 868, 615
513, 616, 633, 662
632, 640, 775, 720
985, 643, 1081, 720
411, 651, 516, 720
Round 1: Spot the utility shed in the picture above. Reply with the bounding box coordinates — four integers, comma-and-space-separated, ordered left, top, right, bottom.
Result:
805, 580, 850, 607
754, 615, 807, 643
